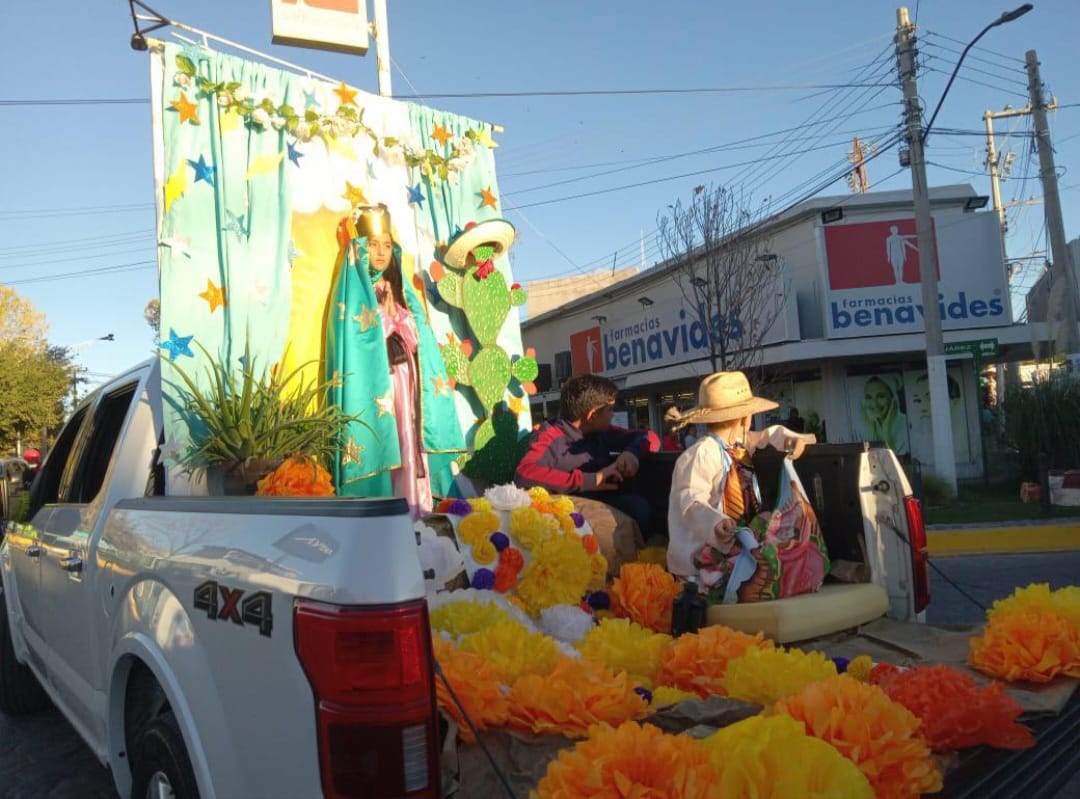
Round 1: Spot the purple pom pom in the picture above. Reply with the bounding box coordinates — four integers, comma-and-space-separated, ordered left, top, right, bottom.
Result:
489, 532, 510, 551
832, 656, 850, 674
586, 591, 610, 611
448, 499, 472, 516
570, 512, 585, 529
472, 568, 496, 590
633, 686, 653, 704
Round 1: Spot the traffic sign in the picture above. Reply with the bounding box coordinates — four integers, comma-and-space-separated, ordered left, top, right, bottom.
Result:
944, 337, 998, 358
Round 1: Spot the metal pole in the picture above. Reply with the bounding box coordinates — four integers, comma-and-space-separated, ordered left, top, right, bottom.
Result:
371, 0, 392, 98
897, 7, 957, 495
1026, 50, 1080, 362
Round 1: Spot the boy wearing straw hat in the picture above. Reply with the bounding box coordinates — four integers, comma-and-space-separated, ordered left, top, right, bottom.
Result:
667, 371, 818, 600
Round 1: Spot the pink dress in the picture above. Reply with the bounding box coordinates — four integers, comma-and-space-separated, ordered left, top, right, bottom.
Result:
378, 288, 434, 519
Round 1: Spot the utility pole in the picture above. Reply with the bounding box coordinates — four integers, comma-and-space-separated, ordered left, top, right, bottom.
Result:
1025, 50, 1080, 362
371, 0, 392, 97
896, 7, 957, 494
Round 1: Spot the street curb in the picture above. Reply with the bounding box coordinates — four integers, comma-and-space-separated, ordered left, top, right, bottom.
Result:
928, 521, 1080, 557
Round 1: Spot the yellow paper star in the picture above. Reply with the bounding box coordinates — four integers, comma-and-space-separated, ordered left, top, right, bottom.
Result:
333, 81, 359, 106
170, 92, 199, 124
198, 279, 226, 313
342, 181, 367, 206
431, 375, 451, 397
480, 186, 498, 210
245, 151, 285, 180
341, 437, 364, 466
219, 106, 243, 134
507, 396, 526, 416
353, 304, 378, 332
163, 166, 188, 212
476, 126, 499, 149
375, 390, 394, 417
432, 124, 452, 146
326, 135, 358, 160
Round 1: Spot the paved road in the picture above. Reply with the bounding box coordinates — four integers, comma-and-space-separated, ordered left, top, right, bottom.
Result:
2, 551, 1077, 799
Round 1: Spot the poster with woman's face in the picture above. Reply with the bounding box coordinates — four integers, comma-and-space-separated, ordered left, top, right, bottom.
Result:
903, 367, 971, 464
846, 371, 910, 456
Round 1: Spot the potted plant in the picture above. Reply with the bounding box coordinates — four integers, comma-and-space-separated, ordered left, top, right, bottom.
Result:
168, 343, 359, 495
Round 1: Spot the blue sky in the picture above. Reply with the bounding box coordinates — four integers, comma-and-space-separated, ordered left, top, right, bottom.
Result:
2, 0, 1077, 389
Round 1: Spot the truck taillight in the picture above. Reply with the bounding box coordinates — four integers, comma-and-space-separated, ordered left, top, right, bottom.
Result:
295, 599, 440, 799
904, 495, 931, 614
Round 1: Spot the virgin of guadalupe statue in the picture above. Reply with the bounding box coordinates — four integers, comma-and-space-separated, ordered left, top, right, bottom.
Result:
326, 203, 466, 517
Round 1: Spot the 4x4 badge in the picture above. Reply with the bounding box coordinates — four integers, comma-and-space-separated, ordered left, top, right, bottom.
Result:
193, 581, 273, 637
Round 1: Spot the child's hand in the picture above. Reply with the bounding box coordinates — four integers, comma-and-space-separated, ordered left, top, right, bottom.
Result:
711, 517, 736, 550
595, 463, 624, 490
614, 450, 639, 477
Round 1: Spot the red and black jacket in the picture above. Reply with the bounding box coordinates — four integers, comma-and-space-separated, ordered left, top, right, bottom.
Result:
514, 419, 649, 493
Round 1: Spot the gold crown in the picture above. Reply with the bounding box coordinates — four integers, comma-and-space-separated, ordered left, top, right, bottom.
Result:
353, 203, 392, 239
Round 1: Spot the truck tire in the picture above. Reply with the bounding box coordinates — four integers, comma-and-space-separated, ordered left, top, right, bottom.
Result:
131, 710, 201, 799
0, 583, 52, 715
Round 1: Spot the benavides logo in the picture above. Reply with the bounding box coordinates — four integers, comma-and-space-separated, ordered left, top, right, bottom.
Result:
569, 326, 602, 374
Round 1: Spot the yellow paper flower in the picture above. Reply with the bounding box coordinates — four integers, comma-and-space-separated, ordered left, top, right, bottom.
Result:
508, 658, 649, 739
431, 637, 509, 743
471, 537, 498, 565
430, 599, 512, 638
587, 551, 609, 591
466, 496, 493, 513
651, 686, 702, 707
699, 714, 873, 799
610, 562, 682, 633
556, 512, 576, 534
637, 545, 669, 566
458, 619, 561, 684
515, 534, 593, 616
658, 626, 773, 698
510, 505, 559, 551
552, 495, 575, 514
527, 486, 551, 501
535, 722, 720, 799
458, 510, 500, 545
577, 618, 673, 688
775, 675, 943, 798
846, 655, 874, 682
721, 647, 838, 705
969, 608, 1080, 683
987, 583, 1080, 627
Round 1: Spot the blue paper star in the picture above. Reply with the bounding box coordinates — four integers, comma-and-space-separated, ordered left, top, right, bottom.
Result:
187, 155, 216, 186
238, 354, 249, 370
222, 210, 248, 242
302, 88, 319, 110
287, 239, 304, 265
287, 141, 304, 167
160, 328, 194, 361
407, 183, 425, 208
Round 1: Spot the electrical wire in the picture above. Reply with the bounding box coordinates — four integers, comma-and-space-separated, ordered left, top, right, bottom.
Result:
921, 29, 1026, 65
0, 202, 153, 220
0, 260, 156, 286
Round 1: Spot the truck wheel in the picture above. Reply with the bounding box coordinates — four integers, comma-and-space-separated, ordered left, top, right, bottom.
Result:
131, 711, 201, 799
0, 584, 51, 715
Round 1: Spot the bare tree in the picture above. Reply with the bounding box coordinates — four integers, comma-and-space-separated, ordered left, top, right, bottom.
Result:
656, 184, 787, 376
144, 298, 161, 342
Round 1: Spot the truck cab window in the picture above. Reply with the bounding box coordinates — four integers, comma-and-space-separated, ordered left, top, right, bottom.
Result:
73, 383, 138, 503
27, 406, 90, 517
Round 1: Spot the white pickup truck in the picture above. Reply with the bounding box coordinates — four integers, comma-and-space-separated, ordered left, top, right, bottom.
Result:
1, 358, 442, 799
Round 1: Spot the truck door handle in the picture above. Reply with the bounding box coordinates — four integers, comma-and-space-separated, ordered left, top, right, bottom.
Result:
25, 546, 42, 558
60, 556, 83, 573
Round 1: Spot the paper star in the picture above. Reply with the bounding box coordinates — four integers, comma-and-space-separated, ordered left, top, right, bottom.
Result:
287, 141, 304, 167
507, 396, 526, 416
375, 390, 394, 417
198, 279, 226, 313
238, 354, 249, 370
476, 126, 499, 149
287, 239, 304, 265
341, 436, 364, 467
219, 106, 243, 135
158, 437, 183, 465
170, 92, 199, 124
342, 181, 367, 206
333, 81, 358, 106
163, 166, 188, 212
445, 332, 460, 348
330, 370, 344, 388
327, 136, 358, 160
222, 210, 248, 242
431, 375, 451, 397
160, 328, 194, 361
159, 236, 191, 258
407, 183, 425, 208
302, 87, 319, 109
248, 281, 270, 306
337, 302, 347, 321
245, 151, 284, 180
187, 155, 216, 186
431, 124, 452, 146
353, 304, 378, 332
479, 186, 498, 210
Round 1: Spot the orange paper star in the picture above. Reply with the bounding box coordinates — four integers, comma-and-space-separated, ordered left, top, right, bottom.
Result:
432, 124, 452, 146
507, 396, 526, 415
198, 279, 226, 313
342, 181, 367, 206
170, 92, 199, 124
333, 81, 358, 106
480, 187, 498, 210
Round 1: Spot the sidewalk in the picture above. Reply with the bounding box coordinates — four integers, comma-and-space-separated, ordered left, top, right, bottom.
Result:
927, 516, 1080, 557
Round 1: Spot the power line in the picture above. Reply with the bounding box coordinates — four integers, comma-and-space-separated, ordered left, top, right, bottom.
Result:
0, 202, 153, 220
921, 29, 1025, 65
1, 260, 156, 286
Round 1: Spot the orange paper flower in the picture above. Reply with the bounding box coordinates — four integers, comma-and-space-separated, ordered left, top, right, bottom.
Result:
657, 626, 772, 698
872, 663, 1034, 751
969, 608, 1080, 683
431, 637, 509, 743
609, 563, 682, 633
535, 722, 720, 799
774, 675, 943, 798
508, 658, 649, 739
255, 456, 334, 496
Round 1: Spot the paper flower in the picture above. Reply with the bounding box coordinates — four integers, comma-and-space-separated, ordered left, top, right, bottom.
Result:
846, 655, 874, 682
774, 675, 943, 798
489, 532, 510, 551
471, 537, 498, 565
527, 486, 551, 501
650, 686, 702, 707
509, 505, 560, 550
458, 510, 500, 544
471, 568, 495, 590
721, 647, 838, 705
570, 511, 585, 529
657, 626, 773, 698
577, 618, 672, 688
587, 551, 609, 591
535, 722, 719, 799
699, 714, 874, 799
466, 496, 493, 513
609, 563, 682, 633
969, 607, 1080, 683
872, 663, 1034, 751
485, 483, 533, 511
580, 534, 599, 554
508, 659, 649, 739
447, 499, 472, 516
431, 637, 509, 743
458, 619, 561, 684
430, 598, 512, 639
515, 534, 593, 616
255, 456, 334, 496
987, 583, 1080, 627
539, 604, 597, 644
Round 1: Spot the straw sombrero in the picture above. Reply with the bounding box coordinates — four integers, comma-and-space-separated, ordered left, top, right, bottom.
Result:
442, 219, 516, 268
677, 371, 778, 427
